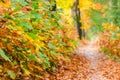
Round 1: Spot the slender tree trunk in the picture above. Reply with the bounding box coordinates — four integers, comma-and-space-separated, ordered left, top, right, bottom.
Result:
71, 0, 85, 39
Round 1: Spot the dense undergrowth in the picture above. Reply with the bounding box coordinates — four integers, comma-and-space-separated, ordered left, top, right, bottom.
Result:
92, 0, 120, 61
0, 0, 120, 79
0, 0, 77, 79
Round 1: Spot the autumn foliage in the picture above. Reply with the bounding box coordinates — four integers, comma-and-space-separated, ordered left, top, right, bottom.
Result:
80, 0, 120, 61
0, 0, 120, 79
0, 0, 77, 79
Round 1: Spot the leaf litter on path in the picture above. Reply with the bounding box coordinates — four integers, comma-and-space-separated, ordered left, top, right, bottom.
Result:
43, 40, 120, 80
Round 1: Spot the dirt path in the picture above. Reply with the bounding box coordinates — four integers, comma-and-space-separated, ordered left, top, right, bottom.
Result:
44, 40, 120, 80
76, 41, 107, 80
76, 40, 120, 80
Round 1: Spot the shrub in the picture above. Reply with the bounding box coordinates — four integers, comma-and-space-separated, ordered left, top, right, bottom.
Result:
0, 0, 76, 79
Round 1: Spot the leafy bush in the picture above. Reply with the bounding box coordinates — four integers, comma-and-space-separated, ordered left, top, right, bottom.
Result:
89, 0, 120, 61
80, 0, 120, 61
99, 30, 120, 61
0, 0, 76, 79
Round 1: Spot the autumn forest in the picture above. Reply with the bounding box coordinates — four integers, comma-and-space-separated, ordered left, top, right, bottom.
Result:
0, 0, 120, 80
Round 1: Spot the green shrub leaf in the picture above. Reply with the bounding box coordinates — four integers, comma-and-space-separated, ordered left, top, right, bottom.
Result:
0, 49, 10, 62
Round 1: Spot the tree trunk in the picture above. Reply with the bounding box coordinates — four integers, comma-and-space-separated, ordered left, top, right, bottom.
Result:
71, 0, 85, 39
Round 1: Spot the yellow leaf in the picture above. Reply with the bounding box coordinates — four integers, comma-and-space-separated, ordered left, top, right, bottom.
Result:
79, 0, 92, 10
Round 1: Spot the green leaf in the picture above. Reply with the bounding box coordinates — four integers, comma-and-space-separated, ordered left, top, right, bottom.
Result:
37, 52, 45, 59
48, 43, 57, 50
31, 29, 41, 34
28, 54, 38, 62
0, 49, 10, 62
0, 16, 4, 18
20, 0, 28, 6
23, 23, 33, 30
4, 14, 12, 19
44, 19, 50, 26
42, 60, 50, 69
17, 12, 28, 19
37, 52, 50, 69
27, 32, 38, 39
7, 70, 16, 79
28, 54, 43, 64
30, 11, 43, 19
17, 21, 33, 30
12, 0, 28, 6
31, 2, 39, 9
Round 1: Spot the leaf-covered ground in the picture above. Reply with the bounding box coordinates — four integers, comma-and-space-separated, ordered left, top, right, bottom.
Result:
43, 40, 120, 80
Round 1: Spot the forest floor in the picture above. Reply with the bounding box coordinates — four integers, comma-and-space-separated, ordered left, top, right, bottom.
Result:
44, 40, 120, 80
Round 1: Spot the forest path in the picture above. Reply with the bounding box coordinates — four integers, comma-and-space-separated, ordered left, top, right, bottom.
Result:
76, 39, 120, 80
76, 40, 107, 80
44, 40, 120, 80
